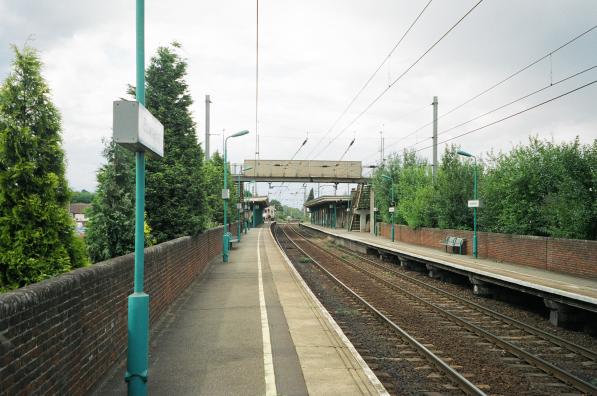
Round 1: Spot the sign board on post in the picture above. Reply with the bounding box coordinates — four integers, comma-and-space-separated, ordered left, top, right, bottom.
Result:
389, 207, 395, 213
222, 189, 230, 199
468, 200, 481, 208
113, 100, 164, 158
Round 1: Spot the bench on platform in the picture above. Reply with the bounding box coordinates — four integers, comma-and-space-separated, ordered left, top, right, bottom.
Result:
440, 236, 466, 255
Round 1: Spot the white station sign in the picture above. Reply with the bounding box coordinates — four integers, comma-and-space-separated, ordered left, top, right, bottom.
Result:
468, 200, 481, 208
113, 100, 164, 158
389, 207, 395, 213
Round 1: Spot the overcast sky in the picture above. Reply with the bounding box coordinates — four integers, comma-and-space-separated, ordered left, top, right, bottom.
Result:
1, 0, 596, 208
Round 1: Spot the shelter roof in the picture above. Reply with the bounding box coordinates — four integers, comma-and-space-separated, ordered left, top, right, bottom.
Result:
304, 195, 351, 208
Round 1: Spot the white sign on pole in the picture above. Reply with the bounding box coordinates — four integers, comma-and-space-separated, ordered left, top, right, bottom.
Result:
389, 207, 395, 213
222, 189, 230, 199
236, 203, 242, 209
113, 100, 164, 158
468, 200, 481, 208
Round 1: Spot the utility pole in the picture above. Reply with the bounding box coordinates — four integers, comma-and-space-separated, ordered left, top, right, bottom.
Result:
205, 95, 211, 161
379, 130, 384, 164
432, 96, 438, 181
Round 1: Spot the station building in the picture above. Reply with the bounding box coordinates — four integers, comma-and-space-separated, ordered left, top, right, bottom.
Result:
304, 195, 352, 229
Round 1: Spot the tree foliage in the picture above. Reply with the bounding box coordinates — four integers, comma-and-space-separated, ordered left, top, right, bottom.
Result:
86, 141, 136, 262
307, 188, 314, 201
142, 43, 207, 243
0, 46, 88, 290
71, 189, 95, 203
203, 151, 238, 227
372, 138, 596, 240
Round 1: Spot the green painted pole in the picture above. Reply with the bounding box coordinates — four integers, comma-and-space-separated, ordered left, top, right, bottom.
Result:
473, 158, 478, 258
126, 0, 149, 394
333, 205, 336, 228
223, 138, 229, 262
237, 174, 241, 242
391, 185, 395, 242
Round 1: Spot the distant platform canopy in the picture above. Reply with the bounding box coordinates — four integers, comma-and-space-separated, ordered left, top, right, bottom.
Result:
234, 160, 369, 183
244, 196, 269, 207
304, 195, 352, 208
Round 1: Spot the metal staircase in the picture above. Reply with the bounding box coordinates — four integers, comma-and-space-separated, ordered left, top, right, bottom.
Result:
349, 183, 370, 231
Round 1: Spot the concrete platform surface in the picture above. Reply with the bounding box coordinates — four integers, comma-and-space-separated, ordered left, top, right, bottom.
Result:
94, 224, 386, 395
303, 224, 597, 308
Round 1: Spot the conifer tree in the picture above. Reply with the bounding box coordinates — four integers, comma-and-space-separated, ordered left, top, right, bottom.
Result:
143, 43, 207, 242
86, 141, 136, 262
0, 46, 87, 290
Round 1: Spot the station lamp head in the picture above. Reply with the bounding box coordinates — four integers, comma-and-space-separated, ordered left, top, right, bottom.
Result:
457, 149, 473, 157
231, 130, 250, 138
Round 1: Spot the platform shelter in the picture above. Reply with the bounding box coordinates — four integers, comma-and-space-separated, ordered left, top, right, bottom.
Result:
245, 196, 269, 227
305, 195, 351, 229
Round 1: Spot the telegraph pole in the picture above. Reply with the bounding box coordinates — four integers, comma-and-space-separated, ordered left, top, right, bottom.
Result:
205, 95, 211, 161
432, 96, 438, 181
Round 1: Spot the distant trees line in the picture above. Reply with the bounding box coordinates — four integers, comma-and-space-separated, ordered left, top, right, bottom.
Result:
372, 138, 597, 240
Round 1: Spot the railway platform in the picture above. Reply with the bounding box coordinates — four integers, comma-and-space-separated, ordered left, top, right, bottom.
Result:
94, 224, 386, 395
302, 223, 597, 327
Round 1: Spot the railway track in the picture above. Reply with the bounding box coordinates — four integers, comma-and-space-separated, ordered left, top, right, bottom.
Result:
277, 223, 597, 395
274, 224, 486, 395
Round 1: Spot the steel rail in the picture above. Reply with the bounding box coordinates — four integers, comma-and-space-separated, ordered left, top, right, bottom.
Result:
274, 225, 487, 396
331, 242, 597, 362
288, 225, 597, 394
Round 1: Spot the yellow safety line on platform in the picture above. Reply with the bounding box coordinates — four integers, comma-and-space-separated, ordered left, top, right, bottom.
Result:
258, 228, 277, 395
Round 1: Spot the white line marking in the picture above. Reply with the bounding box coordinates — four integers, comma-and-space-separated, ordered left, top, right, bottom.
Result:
258, 228, 277, 396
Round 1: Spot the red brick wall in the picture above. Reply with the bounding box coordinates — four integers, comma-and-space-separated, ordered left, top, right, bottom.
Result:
0, 225, 231, 395
377, 223, 597, 278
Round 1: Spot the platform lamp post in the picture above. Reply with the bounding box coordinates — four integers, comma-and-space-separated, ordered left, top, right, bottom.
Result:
223, 130, 250, 262
457, 149, 478, 258
112, 0, 165, 393
238, 166, 252, 241
381, 175, 395, 242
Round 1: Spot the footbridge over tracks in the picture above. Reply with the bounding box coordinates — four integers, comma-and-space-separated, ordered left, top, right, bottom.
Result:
232, 160, 371, 183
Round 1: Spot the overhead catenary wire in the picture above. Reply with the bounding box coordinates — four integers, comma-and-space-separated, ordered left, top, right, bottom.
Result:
413, 79, 597, 153
379, 24, 597, 156
311, 0, 485, 159
399, 64, 597, 152
304, 0, 434, 160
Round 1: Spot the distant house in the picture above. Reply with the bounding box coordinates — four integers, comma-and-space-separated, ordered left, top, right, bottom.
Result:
69, 203, 91, 235
263, 205, 276, 221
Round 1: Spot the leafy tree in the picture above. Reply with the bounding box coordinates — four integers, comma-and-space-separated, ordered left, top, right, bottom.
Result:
142, 43, 207, 242
270, 199, 284, 213
307, 187, 314, 201
203, 151, 238, 227
71, 189, 95, 203
86, 140, 157, 262
0, 46, 88, 290
396, 155, 434, 229
480, 137, 595, 239
434, 146, 476, 230
86, 141, 136, 262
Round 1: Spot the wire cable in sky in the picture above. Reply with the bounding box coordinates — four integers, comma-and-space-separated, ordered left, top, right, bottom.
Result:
395, 64, 597, 153
413, 79, 597, 153
305, 0, 434, 159
380, 23, 597, 155
311, 0, 485, 159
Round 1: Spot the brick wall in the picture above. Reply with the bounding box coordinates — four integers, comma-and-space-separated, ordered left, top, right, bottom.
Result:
378, 223, 597, 278
0, 224, 234, 395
